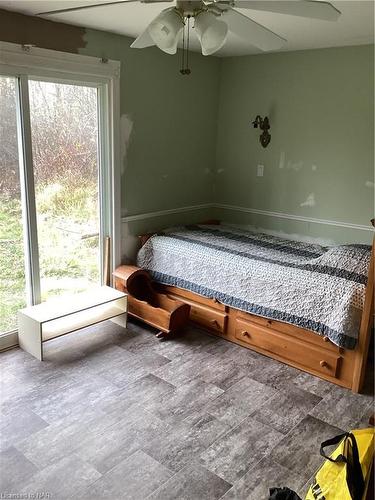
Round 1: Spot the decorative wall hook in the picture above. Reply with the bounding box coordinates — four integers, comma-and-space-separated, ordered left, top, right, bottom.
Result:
252, 115, 271, 148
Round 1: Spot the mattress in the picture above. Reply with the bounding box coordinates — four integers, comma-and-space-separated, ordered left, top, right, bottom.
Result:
137, 224, 372, 349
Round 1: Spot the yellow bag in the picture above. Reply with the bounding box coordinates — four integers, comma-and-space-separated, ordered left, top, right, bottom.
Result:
305, 428, 374, 500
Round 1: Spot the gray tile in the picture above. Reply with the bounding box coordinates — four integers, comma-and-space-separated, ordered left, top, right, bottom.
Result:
200, 416, 283, 483
16, 407, 122, 469
0, 446, 38, 492
149, 462, 232, 500
75, 427, 138, 475
82, 450, 173, 499
47, 335, 169, 390
143, 379, 224, 422
151, 350, 217, 387
222, 456, 303, 500
221, 343, 260, 368
28, 375, 119, 423
158, 327, 227, 360
182, 410, 231, 443
251, 387, 322, 434
248, 358, 300, 390
45, 320, 128, 356
170, 327, 228, 350
0, 408, 48, 452
100, 350, 171, 388
100, 374, 175, 415
121, 322, 213, 360
44, 342, 131, 381
114, 322, 162, 353
138, 351, 172, 370
269, 415, 343, 478
75, 404, 167, 474
356, 410, 374, 428
309, 388, 373, 430
143, 412, 230, 472
180, 327, 238, 355
292, 372, 335, 398
20, 454, 101, 499
0, 369, 39, 404
1, 371, 85, 418
201, 343, 237, 359
197, 357, 247, 390
1, 321, 373, 500
206, 377, 277, 425
0, 347, 24, 366
0, 347, 67, 384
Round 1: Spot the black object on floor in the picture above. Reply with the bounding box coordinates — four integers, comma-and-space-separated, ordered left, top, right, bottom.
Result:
269, 487, 302, 500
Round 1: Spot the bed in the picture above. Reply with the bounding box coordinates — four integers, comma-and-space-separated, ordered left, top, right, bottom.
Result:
137, 223, 374, 392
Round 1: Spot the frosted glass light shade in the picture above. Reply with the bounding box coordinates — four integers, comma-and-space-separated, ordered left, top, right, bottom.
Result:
148, 8, 184, 55
195, 11, 228, 56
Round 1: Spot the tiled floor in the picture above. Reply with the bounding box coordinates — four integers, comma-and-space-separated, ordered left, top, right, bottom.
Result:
0, 320, 373, 499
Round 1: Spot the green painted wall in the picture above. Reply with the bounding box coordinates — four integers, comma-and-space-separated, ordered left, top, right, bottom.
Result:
215, 45, 374, 244
81, 30, 220, 218
79, 29, 220, 259
0, 8, 220, 260
0, 9, 220, 217
1, 8, 373, 248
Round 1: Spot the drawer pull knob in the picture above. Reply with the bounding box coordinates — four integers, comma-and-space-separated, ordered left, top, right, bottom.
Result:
210, 319, 219, 328
323, 336, 329, 343
241, 331, 250, 338
320, 360, 328, 368
213, 298, 219, 304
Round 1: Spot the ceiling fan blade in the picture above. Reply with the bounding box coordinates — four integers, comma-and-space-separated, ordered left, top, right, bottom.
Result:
227, 1, 341, 21
37, 0, 173, 16
221, 8, 286, 51
130, 27, 155, 49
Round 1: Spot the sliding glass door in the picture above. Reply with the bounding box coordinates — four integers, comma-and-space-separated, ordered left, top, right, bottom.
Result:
28, 80, 101, 301
0, 74, 109, 338
0, 76, 27, 333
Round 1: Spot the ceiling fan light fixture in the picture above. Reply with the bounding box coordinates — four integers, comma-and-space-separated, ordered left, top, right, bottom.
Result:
148, 8, 184, 55
194, 11, 228, 56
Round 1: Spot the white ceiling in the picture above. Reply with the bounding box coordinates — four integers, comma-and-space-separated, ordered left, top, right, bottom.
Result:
0, 0, 373, 56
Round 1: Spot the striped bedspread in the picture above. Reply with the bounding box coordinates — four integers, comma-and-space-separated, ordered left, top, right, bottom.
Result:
136, 224, 371, 349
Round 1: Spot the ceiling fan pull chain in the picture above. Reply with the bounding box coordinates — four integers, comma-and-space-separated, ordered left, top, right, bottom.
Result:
186, 15, 191, 75
180, 16, 186, 75
181, 18, 185, 74
180, 15, 191, 76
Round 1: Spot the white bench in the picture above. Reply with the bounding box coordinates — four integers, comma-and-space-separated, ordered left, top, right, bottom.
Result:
18, 286, 127, 360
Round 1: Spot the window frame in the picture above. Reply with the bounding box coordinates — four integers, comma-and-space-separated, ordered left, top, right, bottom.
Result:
0, 42, 121, 349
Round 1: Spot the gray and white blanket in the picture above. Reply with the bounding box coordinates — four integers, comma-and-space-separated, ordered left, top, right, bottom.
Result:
137, 224, 372, 349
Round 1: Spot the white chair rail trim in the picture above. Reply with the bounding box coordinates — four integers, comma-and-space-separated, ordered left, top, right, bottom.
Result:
214, 203, 373, 232
122, 203, 373, 232
122, 204, 212, 222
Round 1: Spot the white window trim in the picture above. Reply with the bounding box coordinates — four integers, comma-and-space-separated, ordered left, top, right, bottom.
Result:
0, 42, 121, 350
0, 41, 120, 81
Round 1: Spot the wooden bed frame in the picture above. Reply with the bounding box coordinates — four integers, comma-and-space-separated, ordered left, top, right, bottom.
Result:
139, 224, 374, 393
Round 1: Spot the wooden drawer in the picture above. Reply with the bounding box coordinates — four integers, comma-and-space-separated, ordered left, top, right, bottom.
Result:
237, 311, 341, 353
190, 303, 228, 334
235, 318, 341, 378
159, 285, 226, 312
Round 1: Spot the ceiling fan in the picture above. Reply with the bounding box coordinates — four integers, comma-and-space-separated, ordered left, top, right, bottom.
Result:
38, 0, 341, 57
